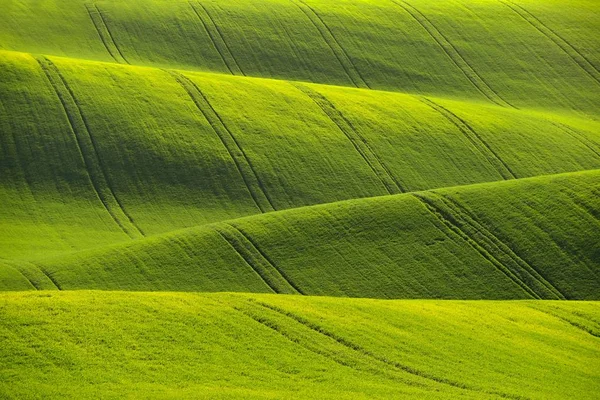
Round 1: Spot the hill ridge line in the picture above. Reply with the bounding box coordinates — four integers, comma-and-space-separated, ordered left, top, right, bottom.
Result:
36, 56, 145, 239
166, 69, 275, 213
19, 168, 599, 266
4, 48, 598, 118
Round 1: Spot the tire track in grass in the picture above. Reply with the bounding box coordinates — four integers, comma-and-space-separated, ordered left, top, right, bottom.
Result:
550, 121, 600, 159
499, 0, 600, 86
85, 3, 129, 64
252, 301, 522, 399
0, 258, 60, 291
437, 193, 566, 299
290, 0, 369, 89
0, 260, 37, 290
413, 193, 541, 299
419, 97, 517, 180
215, 224, 300, 294
36, 56, 144, 239
527, 305, 600, 339
189, 2, 244, 75
392, 0, 514, 108
293, 83, 403, 194
166, 70, 275, 213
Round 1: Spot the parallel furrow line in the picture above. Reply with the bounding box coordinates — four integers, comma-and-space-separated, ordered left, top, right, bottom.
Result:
291, 0, 369, 89
189, 2, 244, 75
392, 0, 513, 108
413, 193, 540, 299
0, 260, 38, 290
294, 83, 402, 194
216, 224, 299, 294
528, 306, 600, 339
37, 266, 62, 291
420, 97, 517, 179
36, 56, 144, 239
438, 193, 566, 299
85, 3, 129, 64
256, 302, 521, 399
499, 0, 599, 85
166, 70, 274, 212
550, 121, 600, 159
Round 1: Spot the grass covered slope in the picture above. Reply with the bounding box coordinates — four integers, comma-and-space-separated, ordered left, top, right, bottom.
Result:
14, 170, 598, 299
0, 0, 598, 115
1, 49, 599, 261
1, 292, 598, 399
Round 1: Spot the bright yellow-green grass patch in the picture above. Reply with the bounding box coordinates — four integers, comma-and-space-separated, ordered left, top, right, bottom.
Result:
0, 291, 598, 399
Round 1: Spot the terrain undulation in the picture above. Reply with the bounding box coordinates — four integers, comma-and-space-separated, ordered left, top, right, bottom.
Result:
0, 0, 599, 398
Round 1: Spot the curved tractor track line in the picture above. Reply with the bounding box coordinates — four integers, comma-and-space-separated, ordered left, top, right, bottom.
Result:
253, 301, 522, 399
85, 3, 129, 64
413, 193, 542, 299
215, 223, 300, 295
392, 0, 514, 108
499, 0, 600, 86
437, 193, 566, 299
419, 97, 517, 180
290, 0, 369, 89
166, 70, 275, 213
189, 2, 244, 76
36, 56, 144, 239
293, 83, 403, 194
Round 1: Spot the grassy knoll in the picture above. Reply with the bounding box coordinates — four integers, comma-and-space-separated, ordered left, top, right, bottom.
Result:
6, 170, 594, 299
0, 291, 598, 399
0, 0, 598, 114
1, 49, 599, 262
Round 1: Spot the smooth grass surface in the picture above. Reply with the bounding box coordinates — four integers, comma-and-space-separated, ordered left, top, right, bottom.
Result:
0, 291, 598, 399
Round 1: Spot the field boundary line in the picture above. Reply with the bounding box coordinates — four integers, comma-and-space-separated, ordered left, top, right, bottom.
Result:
291, 0, 369, 89
215, 224, 299, 294
293, 83, 403, 194
166, 70, 274, 212
85, 3, 129, 64
189, 2, 244, 75
413, 193, 541, 299
254, 301, 520, 398
392, 0, 514, 108
419, 97, 517, 180
36, 56, 144, 239
499, 0, 600, 86
438, 193, 566, 299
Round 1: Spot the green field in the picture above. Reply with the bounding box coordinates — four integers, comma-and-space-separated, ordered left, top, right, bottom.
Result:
1, 0, 598, 398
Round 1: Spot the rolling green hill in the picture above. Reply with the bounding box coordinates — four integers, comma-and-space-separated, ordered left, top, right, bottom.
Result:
1, 0, 599, 398
1, 292, 599, 399
4, 169, 597, 299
